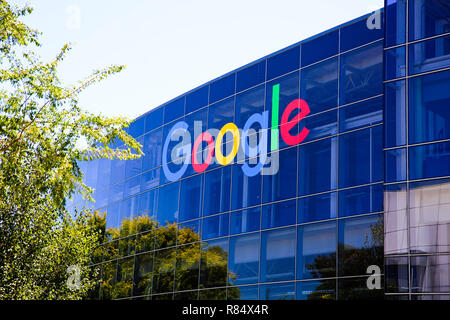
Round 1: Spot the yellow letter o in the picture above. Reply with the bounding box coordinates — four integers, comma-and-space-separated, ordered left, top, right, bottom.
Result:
215, 123, 240, 166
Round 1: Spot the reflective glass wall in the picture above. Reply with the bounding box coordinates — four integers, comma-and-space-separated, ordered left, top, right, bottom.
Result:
384, 0, 450, 300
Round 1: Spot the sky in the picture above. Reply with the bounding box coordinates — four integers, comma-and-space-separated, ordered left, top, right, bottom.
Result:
13, 0, 384, 120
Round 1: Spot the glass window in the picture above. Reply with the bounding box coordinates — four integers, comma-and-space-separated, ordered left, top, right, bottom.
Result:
118, 235, 136, 257
386, 148, 407, 183
260, 227, 296, 282
157, 182, 179, 226
298, 137, 337, 196
298, 192, 336, 223
110, 159, 125, 185
209, 73, 235, 104
338, 214, 384, 277
340, 14, 384, 52
229, 285, 258, 300
338, 183, 383, 218
178, 219, 201, 244
301, 30, 338, 67
385, 80, 406, 148
137, 189, 158, 223
179, 174, 203, 222
152, 248, 176, 294
174, 243, 200, 291
267, 46, 300, 80
164, 97, 184, 123
261, 200, 296, 230
296, 280, 336, 300
133, 252, 154, 296
338, 126, 383, 188
124, 176, 140, 198
297, 221, 336, 280
105, 202, 121, 235
409, 70, 450, 144
385, 0, 406, 47
408, 0, 450, 41
409, 141, 450, 180
340, 41, 383, 105
185, 86, 208, 114
236, 60, 266, 92
203, 166, 231, 216
228, 233, 260, 285
202, 213, 229, 240
385, 256, 409, 293
230, 207, 260, 235
409, 35, 450, 75
259, 282, 295, 300
208, 96, 234, 130
338, 276, 384, 300
141, 168, 160, 192
235, 84, 265, 129
300, 57, 338, 114
301, 109, 337, 142
262, 147, 297, 203
115, 257, 134, 298
200, 238, 229, 288
339, 96, 383, 133
96, 158, 111, 192
128, 116, 145, 138
136, 229, 155, 253
142, 128, 163, 171
108, 181, 124, 205
144, 107, 163, 133
411, 255, 450, 293
385, 46, 406, 80
231, 164, 261, 210
384, 183, 408, 255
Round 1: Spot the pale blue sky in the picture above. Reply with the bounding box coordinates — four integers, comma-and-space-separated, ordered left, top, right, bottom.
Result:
14, 0, 383, 120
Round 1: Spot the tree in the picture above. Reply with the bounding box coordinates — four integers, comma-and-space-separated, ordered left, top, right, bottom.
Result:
0, 0, 141, 299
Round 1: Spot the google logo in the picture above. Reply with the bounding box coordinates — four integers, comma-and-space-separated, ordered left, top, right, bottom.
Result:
162, 84, 310, 182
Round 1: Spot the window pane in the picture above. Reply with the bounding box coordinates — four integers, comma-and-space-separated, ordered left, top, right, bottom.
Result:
297, 221, 336, 280
235, 84, 265, 128
338, 276, 384, 300
386, 148, 407, 183
129, 116, 145, 138
296, 280, 336, 300
338, 183, 383, 218
385, 80, 406, 148
267, 46, 300, 80
261, 199, 296, 230
409, 35, 450, 75
203, 166, 231, 216
152, 248, 175, 294
175, 243, 200, 291
179, 174, 203, 222
228, 233, 260, 285
185, 86, 208, 114
385, 0, 406, 46
157, 182, 179, 225
115, 257, 134, 298
133, 252, 154, 296
298, 137, 337, 196
411, 255, 450, 293
141, 168, 160, 192
137, 189, 158, 224
301, 30, 338, 67
208, 96, 234, 130
298, 192, 337, 223
340, 41, 383, 105
200, 238, 229, 288
231, 164, 262, 210
300, 57, 338, 114
230, 207, 260, 235
202, 213, 229, 240
142, 128, 163, 171
259, 282, 295, 300
236, 60, 266, 92
210, 73, 235, 104
144, 107, 163, 133
409, 141, 450, 180
340, 14, 383, 52
384, 183, 408, 255
229, 285, 258, 300
260, 227, 296, 282
408, 0, 450, 41
385, 256, 409, 293
385, 46, 406, 80
164, 97, 184, 123
339, 96, 383, 133
301, 109, 338, 142
178, 219, 201, 245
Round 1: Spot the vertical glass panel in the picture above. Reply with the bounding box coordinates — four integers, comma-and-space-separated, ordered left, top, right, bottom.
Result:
411, 294, 450, 300
259, 282, 295, 300
144, 107, 163, 133
105, 202, 121, 238
409, 70, 450, 144
179, 174, 203, 222
140, 168, 160, 192
338, 126, 383, 188
209, 73, 235, 104
178, 219, 201, 245
298, 192, 337, 223
164, 97, 184, 123
338, 214, 384, 277
236, 60, 266, 92
185, 86, 208, 114
260, 227, 296, 282
200, 238, 229, 288
300, 109, 338, 142
261, 199, 296, 230
155, 224, 177, 249
297, 221, 337, 280
124, 176, 140, 198
228, 233, 260, 285
110, 159, 125, 185
340, 14, 384, 52
96, 158, 111, 192
118, 235, 136, 257
109, 181, 124, 204
338, 183, 383, 218
300, 57, 338, 114
129, 116, 145, 138
408, 0, 450, 41
409, 141, 450, 180
103, 240, 119, 262
235, 84, 265, 128
230, 207, 260, 235
338, 276, 384, 300
409, 178, 450, 254
296, 280, 336, 300
384, 183, 408, 255
174, 243, 200, 291
301, 30, 338, 67
133, 252, 154, 297
137, 189, 158, 225
411, 255, 450, 293
385, 46, 406, 80
385, 0, 407, 46
115, 257, 134, 298
203, 166, 231, 216
208, 96, 234, 130
231, 164, 262, 210
262, 147, 297, 203
229, 285, 258, 300
135, 229, 155, 253
142, 128, 162, 171
385, 256, 409, 293
340, 41, 383, 105
202, 213, 229, 240
152, 248, 176, 294
100, 261, 117, 299
267, 45, 300, 80
386, 148, 407, 183
339, 96, 383, 133
184, 107, 208, 154
385, 80, 406, 148
409, 35, 450, 75
157, 182, 179, 225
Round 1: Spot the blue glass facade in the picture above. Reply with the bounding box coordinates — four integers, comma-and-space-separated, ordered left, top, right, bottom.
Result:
70, 0, 450, 300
